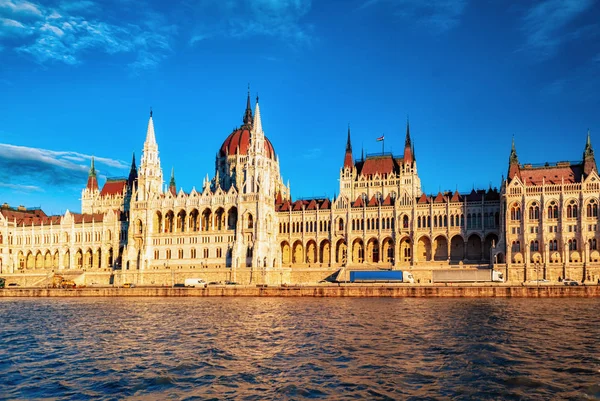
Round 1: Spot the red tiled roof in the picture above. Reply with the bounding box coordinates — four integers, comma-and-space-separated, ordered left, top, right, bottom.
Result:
466, 189, 484, 202
100, 179, 127, 196
1, 207, 59, 226
520, 164, 583, 185
292, 200, 306, 211
417, 193, 429, 204
367, 195, 379, 206
307, 199, 317, 210
352, 196, 364, 208
358, 156, 398, 176
450, 190, 462, 202
320, 198, 331, 210
71, 213, 105, 224
220, 128, 275, 160
434, 192, 446, 203
382, 194, 392, 206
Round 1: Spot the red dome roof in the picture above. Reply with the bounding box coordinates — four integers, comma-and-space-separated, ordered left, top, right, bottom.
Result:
220, 128, 275, 159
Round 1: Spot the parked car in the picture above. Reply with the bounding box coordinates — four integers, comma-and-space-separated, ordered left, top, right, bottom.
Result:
7, 283, 19, 287
122, 283, 136, 288
563, 279, 579, 286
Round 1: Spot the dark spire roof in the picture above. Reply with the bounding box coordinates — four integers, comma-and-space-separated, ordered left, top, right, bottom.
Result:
86, 157, 98, 191
507, 136, 521, 181
128, 152, 137, 187
509, 136, 519, 164
403, 117, 413, 164
169, 167, 176, 195
242, 85, 253, 126
583, 129, 596, 177
344, 124, 353, 169
405, 117, 412, 148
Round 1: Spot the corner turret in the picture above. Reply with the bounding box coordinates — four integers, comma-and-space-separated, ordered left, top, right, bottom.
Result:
169, 167, 176, 196
507, 136, 521, 181
583, 129, 596, 177
86, 157, 99, 191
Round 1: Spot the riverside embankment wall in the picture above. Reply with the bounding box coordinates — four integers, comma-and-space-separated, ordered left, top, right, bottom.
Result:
2, 285, 600, 297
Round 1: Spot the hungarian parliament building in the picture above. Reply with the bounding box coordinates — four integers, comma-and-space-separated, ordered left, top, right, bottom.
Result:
1, 93, 599, 284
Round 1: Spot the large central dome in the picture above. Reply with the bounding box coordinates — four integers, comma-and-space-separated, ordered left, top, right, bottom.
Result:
219, 92, 275, 160
220, 127, 275, 160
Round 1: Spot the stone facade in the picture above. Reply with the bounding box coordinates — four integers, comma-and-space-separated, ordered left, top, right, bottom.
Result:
0, 93, 597, 284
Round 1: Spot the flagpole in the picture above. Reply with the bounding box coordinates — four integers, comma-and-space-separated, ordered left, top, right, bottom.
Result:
382, 135, 384, 154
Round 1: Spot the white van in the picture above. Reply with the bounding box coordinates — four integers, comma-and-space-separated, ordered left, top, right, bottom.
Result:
184, 278, 207, 288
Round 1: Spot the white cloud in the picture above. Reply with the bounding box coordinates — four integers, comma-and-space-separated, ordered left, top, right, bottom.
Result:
0, 0, 42, 16
189, 0, 314, 47
521, 0, 596, 59
0, 0, 175, 69
359, 0, 468, 33
1, 17, 26, 28
0, 182, 43, 191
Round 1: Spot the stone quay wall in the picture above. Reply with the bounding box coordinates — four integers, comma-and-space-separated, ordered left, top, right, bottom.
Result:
1, 284, 599, 298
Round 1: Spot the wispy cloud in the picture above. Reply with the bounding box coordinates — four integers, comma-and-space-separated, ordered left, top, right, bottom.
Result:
520, 0, 597, 59
0, 0, 175, 69
188, 0, 314, 47
359, 0, 468, 33
0, 143, 128, 189
0, 182, 43, 192
303, 148, 323, 159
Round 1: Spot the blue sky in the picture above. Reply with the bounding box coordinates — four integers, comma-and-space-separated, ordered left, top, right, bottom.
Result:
1, 0, 599, 215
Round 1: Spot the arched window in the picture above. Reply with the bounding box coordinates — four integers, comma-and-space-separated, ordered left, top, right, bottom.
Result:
247, 214, 254, 229
338, 219, 344, 231
529, 203, 540, 220
568, 239, 577, 251
547, 201, 558, 219
510, 204, 521, 221
512, 241, 521, 252
567, 200, 578, 218
590, 238, 597, 250
587, 199, 598, 217
403, 215, 409, 229
530, 240, 539, 252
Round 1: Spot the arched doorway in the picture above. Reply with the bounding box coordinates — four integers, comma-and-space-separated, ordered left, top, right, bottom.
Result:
450, 235, 464, 261
466, 234, 482, 261
417, 236, 431, 262
433, 235, 448, 261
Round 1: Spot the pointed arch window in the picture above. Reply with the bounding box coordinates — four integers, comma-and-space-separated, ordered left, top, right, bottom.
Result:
587, 199, 598, 218
528, 202, 540, 220
510, 203, 521, 221
547, 201, 558, 219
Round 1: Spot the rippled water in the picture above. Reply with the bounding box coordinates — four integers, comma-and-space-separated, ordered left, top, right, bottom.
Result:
1, 298, 600, 400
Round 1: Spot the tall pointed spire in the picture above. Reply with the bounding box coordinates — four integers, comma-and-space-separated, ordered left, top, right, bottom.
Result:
243, 85, 253, 126
508, 135, 521, 181
145, 108, 156, 145
405, 117, 412, 148
139, 109, 163, 200
509, 135, 519, 164
86, 157, 98, 191
403, 117, 414, 164
169, 167, 176, 196
128, 152, 137, 187
583, 129, 596, 177
253, 95, 262, 134
344, 124, 354, 169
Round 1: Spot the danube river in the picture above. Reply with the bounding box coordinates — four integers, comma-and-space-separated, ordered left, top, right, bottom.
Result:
1, 298, 599, 400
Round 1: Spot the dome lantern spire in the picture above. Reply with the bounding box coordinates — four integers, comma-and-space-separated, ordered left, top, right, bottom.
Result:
243, 85, 253, 127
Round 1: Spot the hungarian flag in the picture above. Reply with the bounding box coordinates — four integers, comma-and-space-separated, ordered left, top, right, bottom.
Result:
376, 135, 384, 141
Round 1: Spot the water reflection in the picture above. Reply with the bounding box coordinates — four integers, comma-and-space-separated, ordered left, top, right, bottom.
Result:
1, 298, 599, 400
